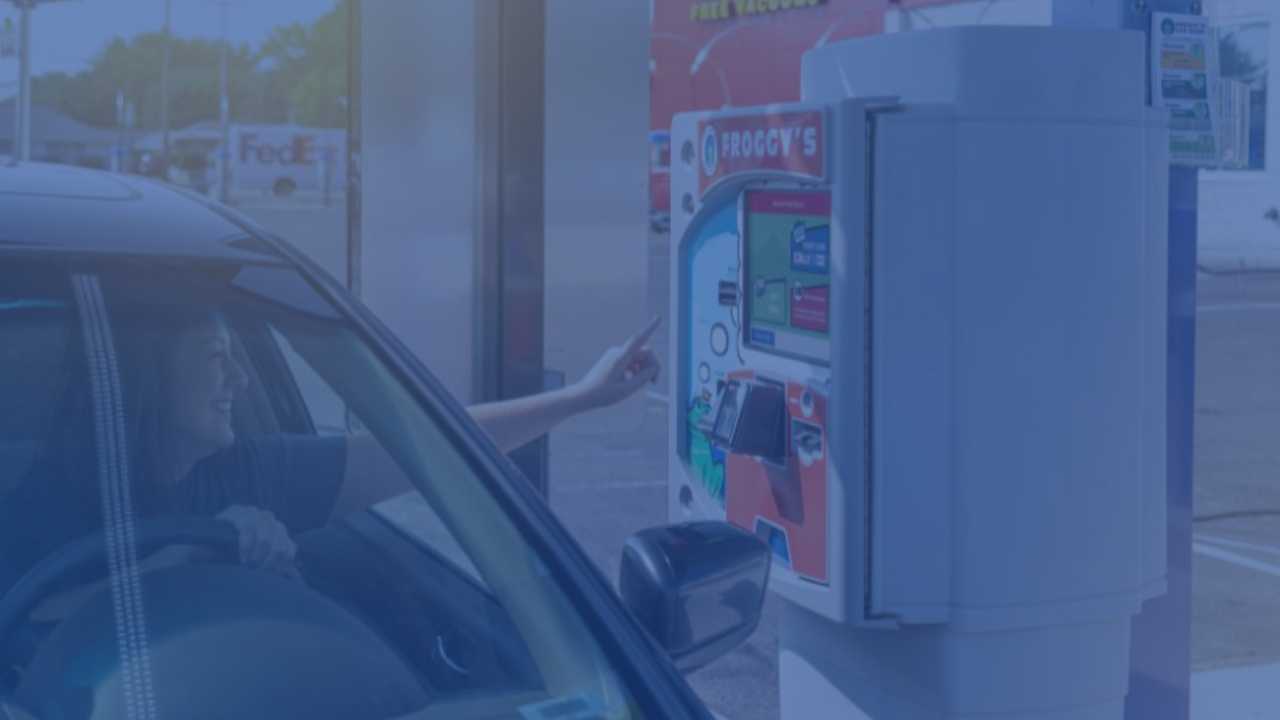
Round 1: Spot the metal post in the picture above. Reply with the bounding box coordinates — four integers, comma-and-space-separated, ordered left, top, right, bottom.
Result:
473, 0, 501, 407
10, 17, 19, 161
1054, 2, 1198, 718
16, 0, 30, 161
114, 90, 124, 172
159, 0, 171, 177
218, 1, 230, 203
473, 0, 549, 496
345, 0, 362, 296
322, 148, 332, 208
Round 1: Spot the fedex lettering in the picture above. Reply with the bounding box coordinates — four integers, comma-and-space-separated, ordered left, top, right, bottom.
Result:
239, 133, 316, 166
698, 110, 825, 195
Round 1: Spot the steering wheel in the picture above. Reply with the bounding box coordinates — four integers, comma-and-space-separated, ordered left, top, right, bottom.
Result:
2, 517, 432, 719
0, 516, 240, 647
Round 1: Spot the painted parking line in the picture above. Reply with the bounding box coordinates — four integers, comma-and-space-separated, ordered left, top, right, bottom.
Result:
1193, 541, 1280, 579
1198, 302, 1280, 313
1196, 534, 1280, 559
1192, 660, 1280, 720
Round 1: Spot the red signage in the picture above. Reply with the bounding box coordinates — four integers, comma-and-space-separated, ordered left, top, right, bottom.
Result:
747, 188, 831, 215
649, 0, 972, 226
697, 110, 826, 195
790, 285, 829, 332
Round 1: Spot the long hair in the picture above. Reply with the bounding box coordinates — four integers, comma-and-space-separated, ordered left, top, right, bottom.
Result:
113, 304, 228, 515
7, 299, 228, 581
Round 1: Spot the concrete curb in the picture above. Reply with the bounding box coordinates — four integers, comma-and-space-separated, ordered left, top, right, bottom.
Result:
1198, 252, 1280, 275
1192, 661, 1280, 719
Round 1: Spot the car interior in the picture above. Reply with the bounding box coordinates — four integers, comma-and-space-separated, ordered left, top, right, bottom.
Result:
0, 260, 613, 720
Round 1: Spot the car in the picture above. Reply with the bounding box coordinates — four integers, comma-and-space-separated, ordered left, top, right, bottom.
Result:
0, 162, 770, 720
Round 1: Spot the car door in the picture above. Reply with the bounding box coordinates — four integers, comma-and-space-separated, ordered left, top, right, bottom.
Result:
0, 252, 711, 720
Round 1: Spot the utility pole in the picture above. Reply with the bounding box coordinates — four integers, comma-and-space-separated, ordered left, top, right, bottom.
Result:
159, 0, 171, 176
15, 0, 30, 161
7, 15, 19, 161
114, 89, 123, 171
217, 0, 229, 203
1, 19, 12, 163
7, 0, 73, 162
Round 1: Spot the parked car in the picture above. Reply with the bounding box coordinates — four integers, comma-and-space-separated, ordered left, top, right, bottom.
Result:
0, 162, 769, 720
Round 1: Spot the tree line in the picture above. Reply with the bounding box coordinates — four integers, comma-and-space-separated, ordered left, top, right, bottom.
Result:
32, 0, 349, 130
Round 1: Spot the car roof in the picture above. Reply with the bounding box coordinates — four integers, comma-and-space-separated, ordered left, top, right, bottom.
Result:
0, 162, 285, 263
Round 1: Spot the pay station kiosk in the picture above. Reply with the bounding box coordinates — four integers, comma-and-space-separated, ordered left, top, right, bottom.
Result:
669, 27, 1170, 719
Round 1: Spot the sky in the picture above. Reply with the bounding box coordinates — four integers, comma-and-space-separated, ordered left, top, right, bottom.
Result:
0, 0, 336, 97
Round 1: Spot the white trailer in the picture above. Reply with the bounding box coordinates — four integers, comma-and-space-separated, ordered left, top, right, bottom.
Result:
223, 124, 347, 203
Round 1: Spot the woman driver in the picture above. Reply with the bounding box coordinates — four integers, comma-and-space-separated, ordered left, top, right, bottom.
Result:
0, 303, 661, 608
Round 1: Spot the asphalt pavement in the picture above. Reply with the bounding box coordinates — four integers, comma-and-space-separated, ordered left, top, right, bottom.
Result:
546, 380, 781, 720
244, 198, 1280, 719
1192, 271, 1280, 675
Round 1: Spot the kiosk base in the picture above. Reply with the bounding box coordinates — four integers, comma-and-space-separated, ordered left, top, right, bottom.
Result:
781, 601, 1134, 720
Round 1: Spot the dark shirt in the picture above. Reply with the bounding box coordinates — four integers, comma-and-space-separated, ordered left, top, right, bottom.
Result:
0, 434, 346, 598
164, 434, 346, 534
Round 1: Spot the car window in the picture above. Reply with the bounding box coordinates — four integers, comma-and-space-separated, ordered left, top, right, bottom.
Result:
270, 325, 349, 435
0, 266, 84, 641
0, 270, 75, 499
269, 322, 486, 589
0, 258, 645, 720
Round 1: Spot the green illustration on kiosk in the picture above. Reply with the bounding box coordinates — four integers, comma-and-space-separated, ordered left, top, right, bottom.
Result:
688, 402, 725, 504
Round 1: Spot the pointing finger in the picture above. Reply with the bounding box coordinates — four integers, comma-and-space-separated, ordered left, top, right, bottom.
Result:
627, 348, 660, 373
621, 315, 662, 357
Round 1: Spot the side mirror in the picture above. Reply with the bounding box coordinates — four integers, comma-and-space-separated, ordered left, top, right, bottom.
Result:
619, 521, 771, 674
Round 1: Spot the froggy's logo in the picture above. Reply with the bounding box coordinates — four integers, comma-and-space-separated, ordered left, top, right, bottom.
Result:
695, 109, 825, 196
701, 125, 719, 178
1162, 18, 1175, 35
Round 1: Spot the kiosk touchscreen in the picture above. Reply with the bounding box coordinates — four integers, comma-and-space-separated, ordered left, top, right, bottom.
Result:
742, 190, 831, 364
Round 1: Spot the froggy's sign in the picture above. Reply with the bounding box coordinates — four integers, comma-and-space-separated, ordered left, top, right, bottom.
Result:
697, 110, 825, 196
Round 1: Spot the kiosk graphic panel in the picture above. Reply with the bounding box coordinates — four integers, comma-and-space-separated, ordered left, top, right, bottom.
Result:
723, 370, 829, 584
672, 106, 837, 603
680, 202, 743, 516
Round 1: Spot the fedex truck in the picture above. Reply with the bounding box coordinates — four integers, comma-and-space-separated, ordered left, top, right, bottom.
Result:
225, 124, 347, 202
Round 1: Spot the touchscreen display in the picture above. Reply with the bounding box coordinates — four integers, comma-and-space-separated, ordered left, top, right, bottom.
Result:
743, 190, 831, 363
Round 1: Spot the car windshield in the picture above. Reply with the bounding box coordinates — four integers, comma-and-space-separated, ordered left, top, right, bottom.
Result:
0, 257, 645, 720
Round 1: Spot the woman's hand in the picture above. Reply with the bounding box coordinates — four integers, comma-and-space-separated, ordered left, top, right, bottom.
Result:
29, 509, 299, 624
216, 505, 298, 576
464, 317, 664, 454
573, 316, 662, 411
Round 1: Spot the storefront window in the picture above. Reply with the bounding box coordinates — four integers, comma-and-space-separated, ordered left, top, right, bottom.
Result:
1219, 21, 1269, 170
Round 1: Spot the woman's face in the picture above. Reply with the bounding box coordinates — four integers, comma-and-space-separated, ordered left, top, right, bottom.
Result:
166, 320, 249, 459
